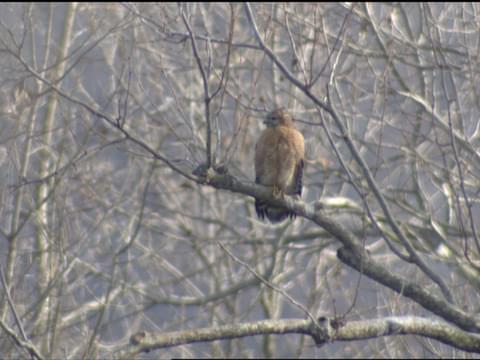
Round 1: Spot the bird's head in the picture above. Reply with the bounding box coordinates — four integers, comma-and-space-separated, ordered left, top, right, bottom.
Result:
263, 108, 295, 128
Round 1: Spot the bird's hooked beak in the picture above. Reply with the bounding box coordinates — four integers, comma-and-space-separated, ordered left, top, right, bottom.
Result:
263, 116, 275, 127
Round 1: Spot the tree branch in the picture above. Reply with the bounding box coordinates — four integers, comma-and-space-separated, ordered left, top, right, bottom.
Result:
181, 6, 213, 168
0, 319, 44, 360
115, 316, 480, 357
201, 169, 480, 334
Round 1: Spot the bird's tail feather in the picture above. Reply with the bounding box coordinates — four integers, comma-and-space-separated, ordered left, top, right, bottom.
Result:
255, 200, 296, 223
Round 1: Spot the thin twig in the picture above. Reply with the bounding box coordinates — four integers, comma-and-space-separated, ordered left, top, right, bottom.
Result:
0, 265, 28, 343
0, 320, 44, 360
181, 6, 213, 168
8, 46, 197, 182
216, 240, 320, 328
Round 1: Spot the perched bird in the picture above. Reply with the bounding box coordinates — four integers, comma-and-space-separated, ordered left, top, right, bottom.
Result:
254, 108, 305, 223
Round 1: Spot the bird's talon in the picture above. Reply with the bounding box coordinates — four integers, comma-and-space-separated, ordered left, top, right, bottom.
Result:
272, 186, 283, 199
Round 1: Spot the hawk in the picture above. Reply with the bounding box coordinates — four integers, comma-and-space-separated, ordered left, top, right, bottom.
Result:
254, 108, 305, 223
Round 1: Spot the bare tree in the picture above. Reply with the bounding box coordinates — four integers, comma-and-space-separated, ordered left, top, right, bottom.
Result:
0, 3, 479, 359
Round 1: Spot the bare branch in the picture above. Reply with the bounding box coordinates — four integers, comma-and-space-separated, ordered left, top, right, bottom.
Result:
115, 316, 480, 357
202, 170, 480, 333
0, 320, 44, 360
181, 6, 213, 168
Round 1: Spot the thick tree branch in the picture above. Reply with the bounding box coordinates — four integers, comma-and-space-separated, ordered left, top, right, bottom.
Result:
201, 169, 480, 334
116, 319, 317, 358
337, 247, 480, 333
116, 316, 480, 357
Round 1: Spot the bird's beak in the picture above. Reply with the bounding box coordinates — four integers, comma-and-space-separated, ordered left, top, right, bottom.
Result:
263, 117, 274, 126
